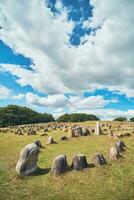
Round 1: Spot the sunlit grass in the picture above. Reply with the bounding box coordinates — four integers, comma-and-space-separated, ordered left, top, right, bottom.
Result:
0, 121, 134, 200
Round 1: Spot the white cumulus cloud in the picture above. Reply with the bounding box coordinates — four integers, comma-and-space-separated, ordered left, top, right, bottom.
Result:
0, 0, 133, 97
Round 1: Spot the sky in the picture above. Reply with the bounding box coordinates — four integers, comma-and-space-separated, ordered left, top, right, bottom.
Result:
0, 0, 134, 120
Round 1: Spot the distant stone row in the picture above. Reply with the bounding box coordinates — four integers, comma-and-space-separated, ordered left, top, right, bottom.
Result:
1, 121, 133, 137
16, 139, 126, 176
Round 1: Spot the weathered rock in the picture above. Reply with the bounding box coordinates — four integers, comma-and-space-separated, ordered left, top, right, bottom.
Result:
60, 136, 68, 141
89, 127, 95, 133
82, 127, 90, 136
16, 143, 40, 175
72, 154, 88, 170
115, 140, 125, 153
92, 153, 107, 166
70, 129, 76, 137
51, 154, 68, 175
109, 147, 120, 160
70, 126, 82, 137
108, 130, 113, 137
44, 128, 48, 132
95, 122, 102, 135
27, 129, 36, 135
46, 136, 56, 144
34, 140, 42, 148
15, 129, 23, 135
52, 126, 56, 130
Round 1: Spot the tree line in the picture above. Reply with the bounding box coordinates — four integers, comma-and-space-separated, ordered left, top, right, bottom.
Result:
0, 105, 100, 127
113, 117, 134, 122
0, 105, 55, 127
57, 113, 100, 122
0, 105, 133, 127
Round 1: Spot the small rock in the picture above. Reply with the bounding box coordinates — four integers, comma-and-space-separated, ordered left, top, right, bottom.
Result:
109, 147, 120, 160
92, 153, 107, 166
60, 136, 68, 141
115, 140, 125, 153
46, 136, 56, 145
82, 127, 90, 136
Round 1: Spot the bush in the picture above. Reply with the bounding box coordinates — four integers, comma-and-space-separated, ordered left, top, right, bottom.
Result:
57, 113, 100, 122
130, 117, 134, 122
113, 117, 127, 122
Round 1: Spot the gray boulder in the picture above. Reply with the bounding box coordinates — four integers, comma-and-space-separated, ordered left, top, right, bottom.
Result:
72, 154, 88, 170
82, 127, 90, 136
51, 155, 68, 175
27, 129, 36, 135
92, 153, 107, 166
46, 136, 56, 144
115, 140, 125, 153
44, 128, 48, 132
60, 136, 68, 141
109, 146, 120, 160
16, 143, 40, 175
71, 126, 83, 137
95, 122, 102, 135
15, 129, 23, 135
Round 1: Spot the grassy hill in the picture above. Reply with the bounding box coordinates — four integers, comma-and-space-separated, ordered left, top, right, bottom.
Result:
0, 121, 134, 200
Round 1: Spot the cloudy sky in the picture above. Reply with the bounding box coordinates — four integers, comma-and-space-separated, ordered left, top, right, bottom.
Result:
0, 0, 134, 119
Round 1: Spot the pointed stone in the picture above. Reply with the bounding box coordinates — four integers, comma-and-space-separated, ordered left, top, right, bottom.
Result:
109, 147, 120, 160
92, 153, 107, 166
46, 136, 57, 144
72, 154, 88, 170
95, 122, 102, 135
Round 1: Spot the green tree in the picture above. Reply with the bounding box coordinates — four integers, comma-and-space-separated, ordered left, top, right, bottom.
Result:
0, 105, 55, 127
130, 117, 134, 122
57, 113, 100, 122
113, 117, 127, 122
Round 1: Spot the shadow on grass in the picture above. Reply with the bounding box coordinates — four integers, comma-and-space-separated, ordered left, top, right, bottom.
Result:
29, 167, 50, 176
15, 168, 50, 179
68, 163, 95, 172
88, 163, 95, 168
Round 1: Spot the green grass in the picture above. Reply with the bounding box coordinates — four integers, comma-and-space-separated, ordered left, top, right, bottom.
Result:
0, 122, 134, 200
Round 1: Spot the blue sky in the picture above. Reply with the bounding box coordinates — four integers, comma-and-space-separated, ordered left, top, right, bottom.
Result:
0, 0, 134, 119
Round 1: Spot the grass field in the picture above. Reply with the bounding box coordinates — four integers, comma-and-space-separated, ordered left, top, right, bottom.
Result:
0, 122, 134, 200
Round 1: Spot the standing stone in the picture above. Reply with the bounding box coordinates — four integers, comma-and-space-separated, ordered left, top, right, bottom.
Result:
70, 129, 76, 137
46, 136, 56, 144
92, 153, 107, 166
51, 155, 68, 175
70, 126, 83, 137
44, 128, 48, 132
16, 143, 40, 175
40, 133, 48, 136
109, 147, 120, 160
27, 129, 36, 135
82, 127, 90, 136
95, 122, 102, 135
72, 154, 88, 170
115, 140, 125, 153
